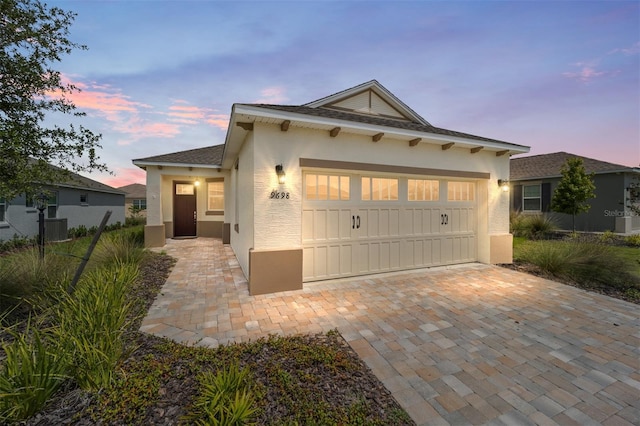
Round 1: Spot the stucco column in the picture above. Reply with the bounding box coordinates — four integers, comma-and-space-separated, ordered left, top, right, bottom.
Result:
144, 167, 166, 247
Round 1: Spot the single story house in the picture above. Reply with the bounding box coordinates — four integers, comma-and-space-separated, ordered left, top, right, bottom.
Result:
118, 183, 147, 217
510, 152, 640, 234
0, 170, 125, 242
134, 80, 530, 295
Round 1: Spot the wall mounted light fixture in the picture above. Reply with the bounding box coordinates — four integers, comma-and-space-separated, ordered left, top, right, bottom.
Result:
498, 179, 509, 192
194, 178, 201, 187
275, 164, 286, 184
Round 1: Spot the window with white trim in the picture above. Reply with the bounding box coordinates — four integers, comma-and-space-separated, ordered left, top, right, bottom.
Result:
305, 174, 350, 200
133, 199, 146, 210
523, 184, 541, 211
408, 179, 439, 201
46, 193, 57, 218
207, 181, 224, 211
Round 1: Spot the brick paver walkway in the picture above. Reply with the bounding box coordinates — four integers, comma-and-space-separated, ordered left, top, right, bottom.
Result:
141, 238, 640, 425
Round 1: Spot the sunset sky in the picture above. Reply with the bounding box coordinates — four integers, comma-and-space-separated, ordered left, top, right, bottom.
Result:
48, 0, 639, 187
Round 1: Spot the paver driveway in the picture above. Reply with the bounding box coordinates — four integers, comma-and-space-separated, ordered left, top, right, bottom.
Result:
141, 238, 639, 425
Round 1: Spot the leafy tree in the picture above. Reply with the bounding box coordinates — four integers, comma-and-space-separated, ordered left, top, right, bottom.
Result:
551, 157, 596, 232
0, 0, 106, 199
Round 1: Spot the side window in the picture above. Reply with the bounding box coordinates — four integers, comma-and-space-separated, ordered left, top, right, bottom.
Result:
207, 181, 224, 211
133, 199, 147, 210
80, 193, 88, 204
47, 193, 58, 218
447, 181, 475, 201
523, 184, 541, 212
361, 177, 398, 201
408, 179, 439, 201
305, 174, 350, 200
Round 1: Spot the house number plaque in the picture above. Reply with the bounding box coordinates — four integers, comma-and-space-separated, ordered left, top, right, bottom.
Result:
269, 190, 290, 199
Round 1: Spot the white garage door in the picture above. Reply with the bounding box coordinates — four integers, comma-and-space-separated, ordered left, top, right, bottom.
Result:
302, 172, 476, 281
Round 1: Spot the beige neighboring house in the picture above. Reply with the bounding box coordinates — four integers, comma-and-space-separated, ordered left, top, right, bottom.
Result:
118, 183, 147, 218
133, 80, 530, 295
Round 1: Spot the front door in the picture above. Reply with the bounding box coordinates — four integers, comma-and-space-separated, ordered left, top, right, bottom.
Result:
173, 182, 197, 237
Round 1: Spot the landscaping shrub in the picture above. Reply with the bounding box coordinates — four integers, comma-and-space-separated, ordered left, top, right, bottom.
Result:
91, 227, 145, 268
0, 320, 68, 422
52, 262, 139, 390
510, 212, 556, 239
184, 363, 259, 425
0, 248, 74, 312
625, 234, 640, 247
516, 240, 640, 290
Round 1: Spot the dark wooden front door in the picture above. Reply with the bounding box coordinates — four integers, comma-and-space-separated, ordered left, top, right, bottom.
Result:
173, 182, 197, 237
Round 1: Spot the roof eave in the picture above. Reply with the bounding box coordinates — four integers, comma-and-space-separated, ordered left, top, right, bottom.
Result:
132, 160, 222, 170
225, 104, 529, 157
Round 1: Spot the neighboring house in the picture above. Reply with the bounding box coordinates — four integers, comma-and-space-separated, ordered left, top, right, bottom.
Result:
510, 152, 640, 234
0, 171, 125, 242
134, 80, 529, 295
118, 183, 147, 217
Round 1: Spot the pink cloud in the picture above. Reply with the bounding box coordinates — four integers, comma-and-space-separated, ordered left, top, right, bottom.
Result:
207, 114, 229, 130
562, 62, 619, 83
254, 86, 289, 104
50, 75, 151, 122
101, 167, 147, 187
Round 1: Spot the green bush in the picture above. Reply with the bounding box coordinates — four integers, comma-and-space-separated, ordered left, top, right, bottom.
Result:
510, 212, 556, 239
516, 240, 640, 289
0, 248, 75, 312
91, 228, 145, 268
625, 234, 640, 247
52, 263, 139, 390
185, 363, 259, 426
0, 320, 68, 422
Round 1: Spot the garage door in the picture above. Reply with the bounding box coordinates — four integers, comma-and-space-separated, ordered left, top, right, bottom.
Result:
302, 172, 476, 281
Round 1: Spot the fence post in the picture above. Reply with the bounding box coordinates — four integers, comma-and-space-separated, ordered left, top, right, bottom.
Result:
67, 210, 112, 294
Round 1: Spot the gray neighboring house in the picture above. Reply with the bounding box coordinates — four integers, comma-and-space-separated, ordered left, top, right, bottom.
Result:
0, 171, 125, 242
118, 183, 147, 218
510, 152, 640, 234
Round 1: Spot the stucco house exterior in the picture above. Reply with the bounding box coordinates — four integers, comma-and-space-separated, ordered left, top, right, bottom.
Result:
510, 152, 640, 234
118, 183, 147, 218
0, 171, 125, 242
134, 80, 529, 295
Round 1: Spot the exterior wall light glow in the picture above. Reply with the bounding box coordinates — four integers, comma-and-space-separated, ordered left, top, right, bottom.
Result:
194, 178, 200, 187
276, 164, 286, 184
498, 179, 509, 192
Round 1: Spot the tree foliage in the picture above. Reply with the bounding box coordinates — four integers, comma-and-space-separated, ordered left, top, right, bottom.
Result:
551, 157, 596, 231
0, 0, 106, 199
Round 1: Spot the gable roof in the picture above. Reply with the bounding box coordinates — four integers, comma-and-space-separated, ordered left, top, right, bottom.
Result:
133, 145, 224, 169
510, 152, 639, 180
118, 183, 146, 199
222, 80, 529, 168
303, 79, 430, 125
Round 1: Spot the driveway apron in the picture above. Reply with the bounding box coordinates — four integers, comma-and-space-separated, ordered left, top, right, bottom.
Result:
141, 238, 640, 425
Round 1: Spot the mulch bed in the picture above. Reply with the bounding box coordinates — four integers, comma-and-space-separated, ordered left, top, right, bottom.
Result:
22, 253, 413, 425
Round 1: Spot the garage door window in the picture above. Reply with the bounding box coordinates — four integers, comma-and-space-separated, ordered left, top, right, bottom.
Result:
408, 179, 439, 201
448, 181, 475, 201
306, 174, 350, 200
361, 177, 398, 201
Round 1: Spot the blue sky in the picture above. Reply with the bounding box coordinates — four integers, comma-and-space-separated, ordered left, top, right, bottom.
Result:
49, 0, 639, 186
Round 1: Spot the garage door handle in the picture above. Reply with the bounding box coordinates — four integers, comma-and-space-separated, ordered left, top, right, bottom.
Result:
356, 215, 360, 229
441, 214, 449, 225
352, 215, 355, 229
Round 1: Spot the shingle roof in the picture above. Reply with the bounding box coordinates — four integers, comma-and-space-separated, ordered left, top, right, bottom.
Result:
243, 104, 525, 148
42, 162, 124, 194
133, 145, 224, 166
510, 152, 635, 180
117, 183, 146, 199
